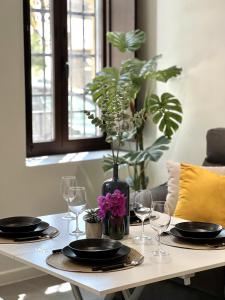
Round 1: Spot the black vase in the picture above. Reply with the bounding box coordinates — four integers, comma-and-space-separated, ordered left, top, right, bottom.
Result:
102, 164, 130, 235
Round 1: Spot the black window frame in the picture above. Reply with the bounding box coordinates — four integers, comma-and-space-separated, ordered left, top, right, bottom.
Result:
23, 0, 110, 157
23, 0, 136, 158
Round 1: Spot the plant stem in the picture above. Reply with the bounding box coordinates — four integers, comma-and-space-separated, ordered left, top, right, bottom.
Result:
137, 126, 147, 190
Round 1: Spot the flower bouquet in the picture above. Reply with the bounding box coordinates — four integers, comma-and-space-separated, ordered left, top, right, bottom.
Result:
97, 189, 127, 240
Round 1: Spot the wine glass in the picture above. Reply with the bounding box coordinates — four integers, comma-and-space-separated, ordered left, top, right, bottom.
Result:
68, 186, 86, 235
150, 201, 171, 261
133, 190, 153, 243
60, 176, 77, 219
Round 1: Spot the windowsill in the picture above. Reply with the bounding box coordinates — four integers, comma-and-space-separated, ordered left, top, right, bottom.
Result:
26, 150, 114, 167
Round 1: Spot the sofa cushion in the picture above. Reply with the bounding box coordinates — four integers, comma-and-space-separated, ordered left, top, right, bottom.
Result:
174, 163, 225, 227
164, 161, 225, 215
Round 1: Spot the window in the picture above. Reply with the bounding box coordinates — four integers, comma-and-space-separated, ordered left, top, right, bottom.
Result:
24, 0, 136, 157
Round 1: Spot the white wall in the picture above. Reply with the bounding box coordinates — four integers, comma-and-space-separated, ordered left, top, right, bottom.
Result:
0, 0, 106, 275
137, 0, 225, 186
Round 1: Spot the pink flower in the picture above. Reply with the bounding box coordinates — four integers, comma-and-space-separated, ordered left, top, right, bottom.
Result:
97, 189, 126, 219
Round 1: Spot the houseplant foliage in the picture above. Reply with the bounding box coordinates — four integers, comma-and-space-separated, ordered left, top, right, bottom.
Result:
83, 208, 101, 223
83, 208, 102, 238
85, 30, 183, 191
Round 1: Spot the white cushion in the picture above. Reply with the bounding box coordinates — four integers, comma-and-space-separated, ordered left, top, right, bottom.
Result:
164, 161, 225, 215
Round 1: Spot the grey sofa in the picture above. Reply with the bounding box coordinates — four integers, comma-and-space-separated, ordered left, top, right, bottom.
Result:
139, 128, 225, 300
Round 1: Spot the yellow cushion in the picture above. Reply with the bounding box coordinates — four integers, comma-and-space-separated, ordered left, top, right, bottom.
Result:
174, 163, 225, 227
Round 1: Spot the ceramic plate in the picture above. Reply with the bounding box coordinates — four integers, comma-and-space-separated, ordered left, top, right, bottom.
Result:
0, 216, 42, 232
175, 222, 222, 238
62, 245, 130, 265
170, 227, 225, 243
0, 221, 49, 238
69, 238, 122, 258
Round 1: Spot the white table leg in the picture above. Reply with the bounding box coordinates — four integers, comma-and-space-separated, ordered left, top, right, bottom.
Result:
71, 284, 83, 300
122, 286, 144, 300
71, 284, 117, 300
70, 284, 144, 300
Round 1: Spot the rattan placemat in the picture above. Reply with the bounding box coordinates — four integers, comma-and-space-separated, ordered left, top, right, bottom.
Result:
161, 233, 225, 250
0, 226, 59, 244
46, 247, 144, 273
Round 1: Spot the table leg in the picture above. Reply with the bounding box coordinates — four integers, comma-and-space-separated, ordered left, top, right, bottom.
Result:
122, 286, 144, 300
71, 284, 83, 300
71, 284, 117, 300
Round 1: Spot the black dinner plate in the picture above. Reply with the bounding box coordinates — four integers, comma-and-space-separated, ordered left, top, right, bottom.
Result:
0, 221, 49, 238
170, 227, 225, 243
62, 245, 130, 265
174, 222, 222, 238
69, 238, 122, 259
0, 216, 42, 232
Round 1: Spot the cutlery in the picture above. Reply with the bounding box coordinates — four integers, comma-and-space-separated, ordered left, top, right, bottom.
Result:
14, 230, 58, 242
92, 255, 144, 271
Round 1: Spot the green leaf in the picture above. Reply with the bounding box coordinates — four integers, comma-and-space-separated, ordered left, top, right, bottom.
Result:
107, 30, 146, 53
148, 93, 183, 138
121, 59, 145, 75
103, 155, 128, 172
139, 55, 161, 79
155, 66, 182, 82
122, 136, 170, 164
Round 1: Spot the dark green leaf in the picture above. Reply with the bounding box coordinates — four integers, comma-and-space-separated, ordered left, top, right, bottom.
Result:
148, 93, 182, 138
155, 66, 182, 82
139, 55, 161, 78
107, 30, 146, 53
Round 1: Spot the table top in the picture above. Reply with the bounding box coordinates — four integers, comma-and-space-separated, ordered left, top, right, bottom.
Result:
0, 213, 225, 296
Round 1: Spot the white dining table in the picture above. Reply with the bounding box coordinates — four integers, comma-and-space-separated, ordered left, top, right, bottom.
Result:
0, 213, 225, 300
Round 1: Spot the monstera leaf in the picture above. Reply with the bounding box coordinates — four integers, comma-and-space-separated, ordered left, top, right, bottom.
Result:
103, 136, 170, 172
139, 55, 162, 79
123, 136, 170, 164
155, 66, 182, 82
147, 93, 182, 139
107, 30, 146, 53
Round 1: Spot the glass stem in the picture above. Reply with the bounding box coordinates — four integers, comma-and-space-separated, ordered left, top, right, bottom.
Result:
157, 233, 161, 252
141, 220, 144, 238
75, 214, 79, 231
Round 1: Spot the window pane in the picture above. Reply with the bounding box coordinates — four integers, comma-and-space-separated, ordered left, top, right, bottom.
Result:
67, 0, 102, 141
84, 17, 95, 55
30, 0, 42, 9
69, 57, 84, 94
30, 0, 54, 143
69, 112, 85, 138
84, 57, 95, 85
32, 96, 54, 142
69, 15, 83, 52
68, 0, 83, 13
84, 0, 95, 13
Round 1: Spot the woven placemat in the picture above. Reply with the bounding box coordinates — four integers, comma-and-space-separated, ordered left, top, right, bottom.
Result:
46, 247, 144, 273
0, 226, 59, 244
161, 233, 225, 250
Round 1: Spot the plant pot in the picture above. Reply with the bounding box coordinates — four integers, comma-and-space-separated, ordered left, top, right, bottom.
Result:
85, 222, 102, 239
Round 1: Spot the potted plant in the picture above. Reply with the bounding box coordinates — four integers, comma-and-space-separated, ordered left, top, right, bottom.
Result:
85, 29, 183, 191
83, 208, 102, 239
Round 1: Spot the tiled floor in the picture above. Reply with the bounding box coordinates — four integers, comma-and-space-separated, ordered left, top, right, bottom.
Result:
0, 275, 103, 300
